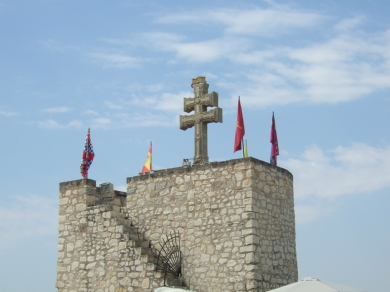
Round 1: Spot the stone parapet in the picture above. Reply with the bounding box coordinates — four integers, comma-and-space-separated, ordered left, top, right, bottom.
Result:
126, 158, 297, 292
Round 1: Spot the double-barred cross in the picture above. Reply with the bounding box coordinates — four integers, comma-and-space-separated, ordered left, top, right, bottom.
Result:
180, 76, 223, 164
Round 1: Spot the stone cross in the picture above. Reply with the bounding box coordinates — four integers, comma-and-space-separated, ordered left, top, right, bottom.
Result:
180, 76, 223, 164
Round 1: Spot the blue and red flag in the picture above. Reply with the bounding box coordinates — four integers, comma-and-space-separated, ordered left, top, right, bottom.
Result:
80, 128, 95, 178
270, 113, 279, 166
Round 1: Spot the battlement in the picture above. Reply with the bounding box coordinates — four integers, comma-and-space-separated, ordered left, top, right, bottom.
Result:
128, 157, 293, 182
59, 179, 127, 210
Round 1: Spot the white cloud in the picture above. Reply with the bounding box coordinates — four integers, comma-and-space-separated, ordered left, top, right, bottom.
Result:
105, 101, 123, 110
334, 15, 366, 32
38, 39, 78, 52
91, 117, 112, 127
0, 110, 18, 117
43, 106, 72, 113
295, 203, 335, 224
0, 195, 57, 248
89, 112, 176, 129
156, 8, 323, 36
280, 143, 390, 200
144, 33, 248, 63
280, 143, 390, 224
148, 9, 390, 107
118, 112, 176, 128
38, 119, 83, 129
125, 83, 165, 93
84, 109, 99, 115
224, 28, 390, 106
90, 53, 145, 68
129, 91, 193, 113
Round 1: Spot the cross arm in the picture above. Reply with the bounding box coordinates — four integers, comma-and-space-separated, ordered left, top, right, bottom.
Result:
184, 98, 195, 113
180, 114, 195, 130
201, 107, 223, 124
200, 92, 218, 107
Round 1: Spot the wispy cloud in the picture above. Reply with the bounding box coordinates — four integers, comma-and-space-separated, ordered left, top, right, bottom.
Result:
91, 117, 112, 127
223, 28, 390, 106
144, 33, 249, 63
84, 109, 99, 115
147, 9, 390, 106
0, 110, 18, 117
90, 53, 145, 68
281, 143, 390, 200
295, 203, 336, 224
105, 101, 123, 110
156, 7, 324, 36
125, 83, 165, 93
42, 106, 72, 113
129, 91, 193, 113
281, 143, 390, 224
0, 195, 57, 248
90, 112, 176, 129
334, 15, 366, 32
38, 39, 79, 52
37, 119, 83, 129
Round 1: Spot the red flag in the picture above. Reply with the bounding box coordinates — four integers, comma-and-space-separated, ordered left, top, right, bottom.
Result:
141, 142, 152, 172
234, 97, 245, 152
80, 128, 95, 178
270, 113, 279, 165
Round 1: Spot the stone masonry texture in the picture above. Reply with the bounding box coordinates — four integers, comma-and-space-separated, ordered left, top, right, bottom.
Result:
56, 157, 298, 292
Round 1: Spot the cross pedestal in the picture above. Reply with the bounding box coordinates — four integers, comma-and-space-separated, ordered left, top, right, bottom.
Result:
180, 76, 223, 164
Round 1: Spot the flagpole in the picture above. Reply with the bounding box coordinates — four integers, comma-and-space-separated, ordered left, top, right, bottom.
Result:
241, 138, 244, 158
86, 128, 89, 179
245, 140, 247, 158
150, 141, 152, 171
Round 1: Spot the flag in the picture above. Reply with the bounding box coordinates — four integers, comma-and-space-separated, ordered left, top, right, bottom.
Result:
243, 140, 248, 158
234, 97, 245, 152
270, 112, 279, 165
80, 128, 95, 178
141, 142, 152, 173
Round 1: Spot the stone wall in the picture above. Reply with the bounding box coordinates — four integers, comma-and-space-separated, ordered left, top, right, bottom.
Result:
56, 180, 182, 292
126, 158, 298, 292
56, 157, 297, 292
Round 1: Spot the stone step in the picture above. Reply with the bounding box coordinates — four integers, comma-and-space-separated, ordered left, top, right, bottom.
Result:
121, 233, 141, 242
116, 227, 141, 240
145, 261, 157, 272
141, 253, 157, 264
135, 246, 154, 256
103, 210, 126, 219
128, 239, 150, 249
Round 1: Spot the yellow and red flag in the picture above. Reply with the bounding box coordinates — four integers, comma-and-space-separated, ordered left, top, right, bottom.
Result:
234, 97, 245, 152
270, 112, 279, 165
141, 142, 152, 173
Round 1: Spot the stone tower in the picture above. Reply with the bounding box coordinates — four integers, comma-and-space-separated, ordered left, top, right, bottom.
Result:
56, 77, 298, 292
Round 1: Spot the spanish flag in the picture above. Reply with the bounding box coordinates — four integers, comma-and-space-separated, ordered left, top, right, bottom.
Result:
234, 97, 245, 152
141, 142, 152, 173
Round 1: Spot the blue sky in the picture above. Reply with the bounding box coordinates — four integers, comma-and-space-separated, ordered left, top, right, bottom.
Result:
1, 0, 390, 291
